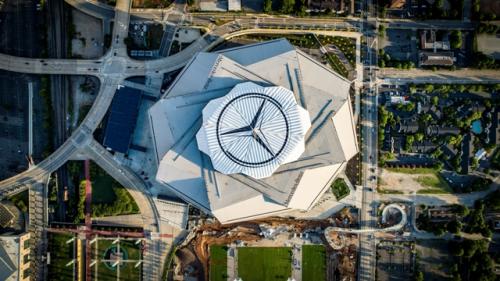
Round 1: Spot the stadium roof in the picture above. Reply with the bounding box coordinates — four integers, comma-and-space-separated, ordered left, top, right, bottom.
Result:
196, 82, 311, 179
103, 86, 141, 153
149, 39, 358, 223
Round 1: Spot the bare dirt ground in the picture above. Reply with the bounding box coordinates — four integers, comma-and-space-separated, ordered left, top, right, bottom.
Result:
379, 169, 429, 193
69, 76, 98, 130
71, 9, 104, 59
477, 34, 500, 59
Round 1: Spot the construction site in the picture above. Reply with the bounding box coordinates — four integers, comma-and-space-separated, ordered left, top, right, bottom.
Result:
167, 208, 360, 281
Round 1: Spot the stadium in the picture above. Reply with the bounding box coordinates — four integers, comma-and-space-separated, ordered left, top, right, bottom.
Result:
148, 39, 358, 224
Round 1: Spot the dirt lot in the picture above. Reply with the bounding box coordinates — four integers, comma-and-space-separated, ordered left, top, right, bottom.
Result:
479, 0, 500, 16
379, 169, 428, 193
71, 9, 104, 59
477, 34, 500, 59
378, 168, 450, 194
415, 239, 453, 280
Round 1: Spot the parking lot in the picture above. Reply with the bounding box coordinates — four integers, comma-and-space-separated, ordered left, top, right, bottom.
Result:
379, 29, 418, 62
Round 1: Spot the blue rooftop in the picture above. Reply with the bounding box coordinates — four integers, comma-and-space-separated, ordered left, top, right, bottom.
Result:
103, 86, 142, 153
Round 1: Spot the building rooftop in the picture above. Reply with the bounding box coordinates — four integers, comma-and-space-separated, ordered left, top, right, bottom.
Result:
0, 204, 14, 228
149, 39, 358, 223
419, 51, 455, 66
103, 86, 142, 154
196, 82, 311, 179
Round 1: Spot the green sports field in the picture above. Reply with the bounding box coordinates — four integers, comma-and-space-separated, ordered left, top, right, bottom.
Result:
302, 245, 326, 281
47, 233, 75, 281
209, 245, 228, 281
238, 247, 292, 281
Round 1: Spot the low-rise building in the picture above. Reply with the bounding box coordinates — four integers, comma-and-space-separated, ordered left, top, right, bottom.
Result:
420, 30, 450, 51
419, 51, 455, 67
0, 203, 15, 228
0, 232, 31, 281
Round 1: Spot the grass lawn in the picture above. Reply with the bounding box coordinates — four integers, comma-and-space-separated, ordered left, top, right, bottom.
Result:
47, 233, 75, 281
386, 167, 438, 174
92, 173, 116, 204
88, 161, 140, 217
8, 190, 29, 212
120, 240, 142, 260
238, 247, 292, 281
331, 178, 350, 200
377, 187, 404, 194
302, 245, 326, 281
210, 245, 228, 281
94, 239, 142, 281
416, 175, 452, 194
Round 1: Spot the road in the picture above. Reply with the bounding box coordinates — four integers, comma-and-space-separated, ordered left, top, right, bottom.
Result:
358, 0, 379, 279
380, 68, 500, 84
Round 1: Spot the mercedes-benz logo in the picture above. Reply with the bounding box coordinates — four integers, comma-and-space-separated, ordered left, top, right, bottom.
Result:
216, 93, 290, 167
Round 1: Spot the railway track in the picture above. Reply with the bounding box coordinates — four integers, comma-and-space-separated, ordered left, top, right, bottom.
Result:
47, 0, 70, 221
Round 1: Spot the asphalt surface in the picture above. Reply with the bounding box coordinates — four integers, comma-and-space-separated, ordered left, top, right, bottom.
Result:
358, 0, 379, 278
0, 0, 45, 180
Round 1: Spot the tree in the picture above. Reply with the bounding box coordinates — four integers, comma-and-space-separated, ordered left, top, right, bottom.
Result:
378, 24, 386, 37
424, 84, 434, 93
280, 0, 295, 13
415, 132, 424, 142
450, 30, 463, 49
263, 0, 272, 13
431, 96, 439, 106
447, 219, 462, 234
404, 102, 415, 112
433, 226, 445, 236
409, 83, 417, 94
450, 204, 469, 216
415, 271, 424, 281
405, 135, 415, 151
123, 37, 134, 48
419, 113, 433, 124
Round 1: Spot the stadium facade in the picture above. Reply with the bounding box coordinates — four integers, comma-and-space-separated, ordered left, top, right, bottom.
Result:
149, 39, 358, 224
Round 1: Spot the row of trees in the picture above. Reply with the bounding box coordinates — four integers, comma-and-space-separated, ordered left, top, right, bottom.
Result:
418, 197, 495, 238
378, 49, 415, 69
448, 239, 497, 281
409, 83, 500, 95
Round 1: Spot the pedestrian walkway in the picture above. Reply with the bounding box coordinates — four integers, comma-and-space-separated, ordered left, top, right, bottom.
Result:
291, 244, 302, 281
227, 245, 237, 280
